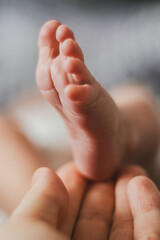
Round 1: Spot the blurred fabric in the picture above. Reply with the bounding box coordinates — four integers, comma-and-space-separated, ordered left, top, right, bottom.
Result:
0, 0, 160, 108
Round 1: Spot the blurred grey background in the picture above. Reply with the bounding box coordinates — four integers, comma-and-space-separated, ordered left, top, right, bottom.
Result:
0, 0, 160, 108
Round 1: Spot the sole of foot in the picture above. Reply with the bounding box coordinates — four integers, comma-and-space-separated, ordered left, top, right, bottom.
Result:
36, 20, 122, 180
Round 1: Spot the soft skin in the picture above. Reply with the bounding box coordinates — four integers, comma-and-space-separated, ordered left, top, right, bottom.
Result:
36, 20, 160, 180
0, 165, 159, 240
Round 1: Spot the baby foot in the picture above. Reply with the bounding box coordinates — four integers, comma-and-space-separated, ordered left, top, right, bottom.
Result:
36, 20, 124, 180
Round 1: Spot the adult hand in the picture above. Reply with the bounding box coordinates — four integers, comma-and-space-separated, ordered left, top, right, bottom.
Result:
0, 163, 113, 240
0, 164, 159, 240
0, 167, 69, 240
59, 165, 160, 240
59, 164, 160, 240
109, 166, 160, 240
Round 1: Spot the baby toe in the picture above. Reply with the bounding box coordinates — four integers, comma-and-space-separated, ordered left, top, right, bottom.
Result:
60, 39, 84, 61
64, 58, 85, 75
39, 20, 61, 49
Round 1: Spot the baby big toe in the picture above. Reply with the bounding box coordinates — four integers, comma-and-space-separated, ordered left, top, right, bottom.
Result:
39, 20, 61, 50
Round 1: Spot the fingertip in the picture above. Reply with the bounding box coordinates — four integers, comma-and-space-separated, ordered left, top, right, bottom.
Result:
14, 167, 69, 228
31, 167, 54, 185
127, 176, 160, 239
115, 165, 147, 193
127, 176, 160, 214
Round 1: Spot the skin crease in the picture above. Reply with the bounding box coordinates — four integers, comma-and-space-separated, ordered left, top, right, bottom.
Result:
0, 115, 159, 239
0, 165, 159, 240
0, 19, 159, 239
36, 20, 160, 180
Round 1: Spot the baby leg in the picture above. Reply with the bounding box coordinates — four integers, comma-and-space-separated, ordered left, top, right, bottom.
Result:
0, 116, 48, 213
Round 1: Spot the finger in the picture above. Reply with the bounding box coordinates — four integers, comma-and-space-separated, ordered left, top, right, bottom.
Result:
0, 218, 69, 240
109, 165, 146, 240
127, 176, 160, 240
57, 162, 88, 237
72, 181, 114, 240
12, 167, 69, 228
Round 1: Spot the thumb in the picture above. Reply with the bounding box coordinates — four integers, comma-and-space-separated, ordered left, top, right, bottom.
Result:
12, 167, 69, 228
